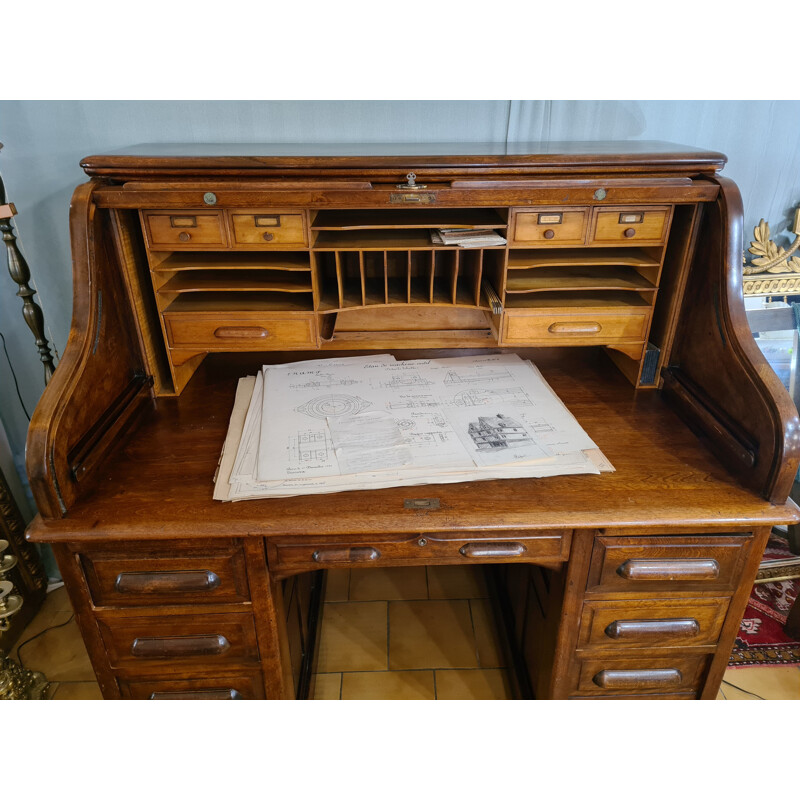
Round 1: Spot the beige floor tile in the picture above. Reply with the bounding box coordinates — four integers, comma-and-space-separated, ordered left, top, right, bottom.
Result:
389, 599, 478, 670
52, 681, 103, 700
721, 666, 800, 700
470, 598, 505, 669
427, 566, 488, 600
325, 569, 351, 602
349, 566, 428, 601
435, 669, 512, 700
16, 617, 96, 682
317, 601, 388, 673
312, 673, 342, 700
10, 587, 74, 660
342, 670, 435, 700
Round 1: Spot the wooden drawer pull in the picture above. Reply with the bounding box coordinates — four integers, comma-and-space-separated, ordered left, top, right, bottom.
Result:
604, 618, 700, 640
617, 558, 720, 581
149, 689, 243, 700
213, 326, 269, 339
459, 542, 526, 558
115, 570, 221, 595
548, 322, 602, 334
592, 668, 682, 689
131, 634, 230, 658
312, 546, 381, 563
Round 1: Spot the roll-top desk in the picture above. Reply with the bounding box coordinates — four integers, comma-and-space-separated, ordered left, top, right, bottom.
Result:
25, 142, 800, 699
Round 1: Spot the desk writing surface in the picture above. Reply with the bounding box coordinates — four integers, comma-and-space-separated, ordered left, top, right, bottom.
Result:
27, 348, 798, 543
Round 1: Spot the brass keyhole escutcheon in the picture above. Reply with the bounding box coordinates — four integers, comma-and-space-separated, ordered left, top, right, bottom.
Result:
178, 232, 191, 242
418, 538, 427, 547
262, 232, 274, 242
594, 188, 607, 200
203, 192, 217, 205
624, 228, 636, 238
543, 229, 555, 239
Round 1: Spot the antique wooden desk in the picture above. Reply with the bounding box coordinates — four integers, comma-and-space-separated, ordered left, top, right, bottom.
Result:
25, 142, 800, 699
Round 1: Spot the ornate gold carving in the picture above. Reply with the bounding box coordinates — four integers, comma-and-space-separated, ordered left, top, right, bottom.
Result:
742, 208, 800, 297
0, 650, 48, 699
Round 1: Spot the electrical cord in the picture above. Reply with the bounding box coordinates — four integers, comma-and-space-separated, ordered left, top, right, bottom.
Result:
0, 329, 31, 420
721, 678, 766, 700
14, 613, 75, 669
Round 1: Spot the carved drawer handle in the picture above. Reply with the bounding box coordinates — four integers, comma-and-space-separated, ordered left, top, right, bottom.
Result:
459, 542, 526, 558
593, 668, 682, 689
312, 546, 381, 563
149, 689, 243, 700
115, 570, 221, 594
548, 322, 602, 334
131, 634, 230, 658
213, 326, 269, 339
604, 618, 700, 640
616, 558, 720, 581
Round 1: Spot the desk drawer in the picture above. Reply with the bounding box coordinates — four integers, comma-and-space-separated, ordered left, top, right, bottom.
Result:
163, 312, 317, 350
80, 541, 250, 608
573, 653, 711, 696
503, 309, 649, 346
229, 210, 307, 247
97, 612, 260, 668
511, 208, 589, 245
269, 530, 571, 576
576, 597, 730, 651
118, 671, 266, 700
586, 534, 753, 595
143, 210, 227, 249
590, 207, 671, 245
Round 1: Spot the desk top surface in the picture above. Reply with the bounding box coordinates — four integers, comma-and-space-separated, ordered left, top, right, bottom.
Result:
28, 349, 798, 543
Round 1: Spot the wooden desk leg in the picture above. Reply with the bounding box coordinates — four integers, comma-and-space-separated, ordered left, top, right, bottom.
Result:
244, 538, 294, 699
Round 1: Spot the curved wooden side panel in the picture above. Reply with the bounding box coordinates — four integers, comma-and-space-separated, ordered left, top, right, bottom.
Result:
665, 177, 800, 503
26, 181, 150, 518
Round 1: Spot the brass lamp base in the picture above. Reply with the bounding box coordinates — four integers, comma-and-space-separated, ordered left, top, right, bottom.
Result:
0, 651, 49, 699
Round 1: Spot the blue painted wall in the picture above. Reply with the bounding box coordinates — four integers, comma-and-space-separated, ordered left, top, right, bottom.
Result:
1, 99, 799, 509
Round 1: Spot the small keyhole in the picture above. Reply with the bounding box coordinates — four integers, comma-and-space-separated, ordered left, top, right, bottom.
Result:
418, 538, 427, 547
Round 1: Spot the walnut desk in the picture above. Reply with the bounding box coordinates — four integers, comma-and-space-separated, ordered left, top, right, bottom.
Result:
25, 143, 800, 699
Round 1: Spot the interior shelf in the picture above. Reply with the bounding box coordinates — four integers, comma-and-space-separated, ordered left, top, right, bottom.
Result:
311, 208, 507, 230
503, 291, 653, 309
159, 270, 313, 293
151, 252, 311, 272
505, 266, 656, 293
163, 292, 314, 313
507, 247, 661, 269
313, 229, 505, 250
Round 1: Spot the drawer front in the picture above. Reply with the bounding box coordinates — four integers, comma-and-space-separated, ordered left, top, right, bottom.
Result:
80, 542, 250, 607
118, 671, 266, 700
503, 309, 649, 346
576, 597, 730, 651
229, 210, 307, 247
586, 534, 753, 594
511, 208, 588, 245
269, 530, 571, 575
590, 207, 671, 245
163, 312, 317, 350
97, 612, 260, 667
574, 654, 710, 696
143, 211, 226, 248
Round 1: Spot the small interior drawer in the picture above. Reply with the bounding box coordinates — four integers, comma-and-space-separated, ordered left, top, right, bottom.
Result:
143, 210, 227, 248
590, 207, 671, 245
268, 530, 571, 576
511, 208, 589, 245
576, 597, 730, 651
117, 670, 266, 699
586, 534, 753, 595
163, 312, 317, 350
229, 210, 307, 247
502, 309, 649, 346
79, 540, 250, 607
97, 611, 260, 667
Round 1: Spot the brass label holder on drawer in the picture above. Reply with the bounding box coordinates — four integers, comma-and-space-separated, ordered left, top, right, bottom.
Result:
254, 215, 281, 227
169, 216, 197, 228
537, 213, 563, 224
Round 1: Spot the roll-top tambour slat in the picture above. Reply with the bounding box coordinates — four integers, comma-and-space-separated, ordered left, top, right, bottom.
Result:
149, 689, 243, 700
592, 668, 682, 689
131, 634, 230, 658
115, 569, 221, 595
459, 542, 526, 558
312, 546, 380, 563
604, 618, 700, 640
616, 558, 720, 581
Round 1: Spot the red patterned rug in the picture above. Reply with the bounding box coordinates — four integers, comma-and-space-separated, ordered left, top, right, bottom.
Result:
728, 533, 800, 667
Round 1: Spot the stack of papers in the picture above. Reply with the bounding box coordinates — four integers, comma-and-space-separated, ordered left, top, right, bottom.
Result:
430, 229, 507, 247
214, 353, 613, 501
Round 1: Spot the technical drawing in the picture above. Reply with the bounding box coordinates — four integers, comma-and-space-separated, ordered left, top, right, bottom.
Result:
288, 430, 332, 463
453, 387, 533, 407
397, 419, 415, 430
295, 394, 372, 419
405, 431, 452, 447
467, 414, 532, 450
386, 395, 439, 409
527, 418, 555, 434
443, 367, 511, 385
374, 371, 433, 389
289, 373, 358, 390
